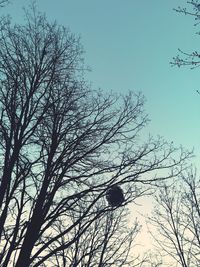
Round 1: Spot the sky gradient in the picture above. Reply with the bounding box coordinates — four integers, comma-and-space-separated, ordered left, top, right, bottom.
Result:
2, 0, 200, 154
2, 0, 200, 259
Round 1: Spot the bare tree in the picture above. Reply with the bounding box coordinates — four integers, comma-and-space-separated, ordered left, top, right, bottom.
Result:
172, 0, 200, 69
49, 199, 148, 267
149, 170, 200, 267
147, 2, 200, 266
145, 253, 163, 267
0, 5, 191, 267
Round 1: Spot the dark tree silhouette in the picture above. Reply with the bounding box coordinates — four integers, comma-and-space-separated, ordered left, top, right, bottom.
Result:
52, 199, 148, 267
0, 5, 191, 267
149, 171, 200, 267
172, 1, 200, 69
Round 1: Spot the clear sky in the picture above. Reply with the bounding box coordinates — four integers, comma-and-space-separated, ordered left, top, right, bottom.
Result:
2, 0, 200, 155
2, 0, 200, 259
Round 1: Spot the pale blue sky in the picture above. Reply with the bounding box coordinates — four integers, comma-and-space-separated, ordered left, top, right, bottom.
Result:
2, 0, 200, 259
2, 0, 200, 157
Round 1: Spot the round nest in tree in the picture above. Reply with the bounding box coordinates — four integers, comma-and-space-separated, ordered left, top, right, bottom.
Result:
106, 185, 125, 207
